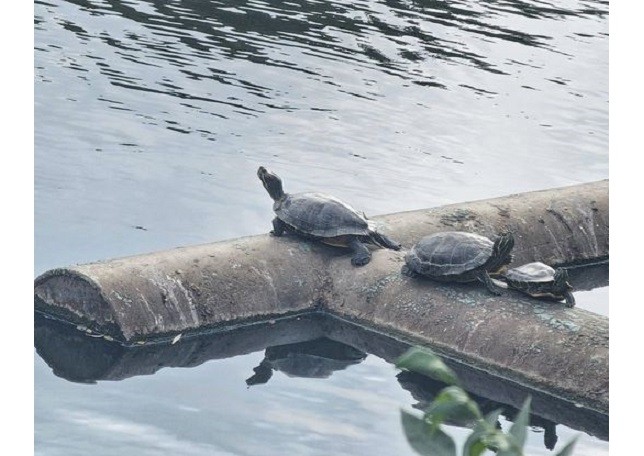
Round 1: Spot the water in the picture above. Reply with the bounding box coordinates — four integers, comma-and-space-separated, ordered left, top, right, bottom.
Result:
36, 310, 608, 456
35, 0, 608, 454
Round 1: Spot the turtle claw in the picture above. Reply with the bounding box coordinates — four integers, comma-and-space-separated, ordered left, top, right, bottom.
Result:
401, 264, 418, 278
349, 237, 371, 267
351, 254, 371, 267
271, 217, 286, 237
564, 291, 576, 308
480, 272, 504, 296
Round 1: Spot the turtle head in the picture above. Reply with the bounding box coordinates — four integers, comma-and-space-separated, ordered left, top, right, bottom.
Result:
553, 268, 573, 292
493, 231, 515, 265
553, 268, 575, 306
257, 166, 285, 201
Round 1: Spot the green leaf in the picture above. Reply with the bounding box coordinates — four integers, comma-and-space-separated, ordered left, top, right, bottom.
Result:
466, 426, 524, 456
463, 439, 487, 456
495, 397, 534, 456
508, 397, 531, 448
426, 386, 483, 426
483, 409, 503, 427
463, 416, 499, 456
555, 437, 578, 456
482, 431, 516, 455
401, 409, 457, 456
396, 347, 459, 386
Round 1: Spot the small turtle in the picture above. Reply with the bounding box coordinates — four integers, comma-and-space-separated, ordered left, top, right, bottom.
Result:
402, 231, 514, 296
257, 166, 401, 266
505, 262, 575, 307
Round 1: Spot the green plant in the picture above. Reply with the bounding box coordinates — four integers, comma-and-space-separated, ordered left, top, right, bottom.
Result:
395, 347, 578, 456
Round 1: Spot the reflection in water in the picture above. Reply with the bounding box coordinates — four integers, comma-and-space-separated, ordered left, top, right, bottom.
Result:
34, 311, 327, 383
566, 261, 608, 290
246, 338, 366, 386
398, 370, 559, 450
35, 309, 608, 449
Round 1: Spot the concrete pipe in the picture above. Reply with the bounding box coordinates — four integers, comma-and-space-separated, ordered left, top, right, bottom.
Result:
34, 180, 609, 412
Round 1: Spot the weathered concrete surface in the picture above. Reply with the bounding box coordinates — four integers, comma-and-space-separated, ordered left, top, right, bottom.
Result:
324, 250, 608, 413
34, 180, 608, 412
35, 237, 332, 341
376, 179, 608, 266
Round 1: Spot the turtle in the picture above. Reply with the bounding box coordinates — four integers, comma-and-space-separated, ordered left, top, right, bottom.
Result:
504, 262, 575, 307
257, 166, 401, 266
402, 231, 514, 296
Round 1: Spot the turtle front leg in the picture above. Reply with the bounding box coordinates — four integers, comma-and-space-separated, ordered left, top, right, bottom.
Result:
271, 217, 286, 237
401, 264, 419, 278
349, 237, 371, 266
563, 290, 576, 308
478, 271, 504, 296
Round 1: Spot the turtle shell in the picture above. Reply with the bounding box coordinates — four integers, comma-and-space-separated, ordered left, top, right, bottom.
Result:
406, 232, 494, 277
505, 262, 556, 285
505, 262, 573, 303
275, 192, 371, 238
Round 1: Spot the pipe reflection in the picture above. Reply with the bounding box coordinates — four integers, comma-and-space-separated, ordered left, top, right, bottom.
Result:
36, 308, 607, 444
398, 370, 559, 450
565, 262, 608, 291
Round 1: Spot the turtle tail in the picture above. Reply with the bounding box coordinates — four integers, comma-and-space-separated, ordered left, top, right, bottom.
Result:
370, 231, 402, 251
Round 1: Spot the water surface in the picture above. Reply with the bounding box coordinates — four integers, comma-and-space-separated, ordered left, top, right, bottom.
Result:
35, 309, 608, 455
35, 0, 608, 271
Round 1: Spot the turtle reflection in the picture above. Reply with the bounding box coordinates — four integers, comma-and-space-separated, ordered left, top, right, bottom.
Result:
397, 371, 559, 451
246, 338, 367, 386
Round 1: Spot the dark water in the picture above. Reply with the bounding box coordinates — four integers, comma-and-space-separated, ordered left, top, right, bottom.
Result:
35, 0, 608, 454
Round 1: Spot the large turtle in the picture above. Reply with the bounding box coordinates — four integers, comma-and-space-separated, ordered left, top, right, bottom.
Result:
402, 231, 514, 295
504, 262, 575, 307
257, 166, 401, 266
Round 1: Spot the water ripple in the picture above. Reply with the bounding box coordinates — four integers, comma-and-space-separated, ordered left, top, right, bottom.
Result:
40, 0, 608, 108
35, 0, 608, 266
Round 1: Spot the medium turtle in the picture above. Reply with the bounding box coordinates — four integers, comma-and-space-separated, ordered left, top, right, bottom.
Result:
504, 262, 575, 307
402, 231, 514, 295
257, 166, 401, 266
